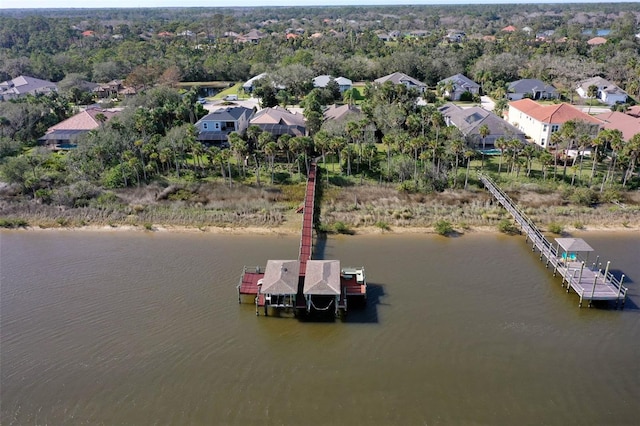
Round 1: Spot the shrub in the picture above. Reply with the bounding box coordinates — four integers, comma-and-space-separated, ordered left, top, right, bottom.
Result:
569, 187, 598, 206
375, 221, 391, 231
434, 219, 453, 236
497, 219, 519, 235
0, 218, 28, 228
143, 222, 154, 231
547, 222, 564, 234
459, 91, 474, 102
333, 221, 353, 235
573, 221, 584, 230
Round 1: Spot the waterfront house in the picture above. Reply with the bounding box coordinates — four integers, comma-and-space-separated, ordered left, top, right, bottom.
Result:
38, 107, 120, 149
506, 99, 601, 148
439, 103, 526, 147
195, 106, 254, 145
249, 106, 306, 137
374, 72, 427, 93
576, 77, 628, 106
508, 79, 559, 101
0, 75, 58, 101
437, 74, 480, 101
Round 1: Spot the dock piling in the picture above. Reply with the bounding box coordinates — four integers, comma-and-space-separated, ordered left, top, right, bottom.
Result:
478, 173, 628, 309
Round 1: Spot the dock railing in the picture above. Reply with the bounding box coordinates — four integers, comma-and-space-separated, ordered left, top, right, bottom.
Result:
478, 173, 627, 307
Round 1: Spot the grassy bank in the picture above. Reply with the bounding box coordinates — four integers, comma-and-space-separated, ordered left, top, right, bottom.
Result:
1, 178, 638, 236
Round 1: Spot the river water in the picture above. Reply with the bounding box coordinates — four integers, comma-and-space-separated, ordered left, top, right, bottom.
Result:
1, 230, 639, 425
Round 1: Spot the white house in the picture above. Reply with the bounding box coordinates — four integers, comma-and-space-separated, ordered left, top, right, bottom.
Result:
374, 72, 427, 93
312, 75, 353, 93
0, 75, 58, 101
576, 77, 628, 106
506, 99, 601, 148
437, 74, 480, 101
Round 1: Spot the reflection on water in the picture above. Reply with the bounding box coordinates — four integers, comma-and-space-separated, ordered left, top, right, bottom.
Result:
1, 230, 639, 425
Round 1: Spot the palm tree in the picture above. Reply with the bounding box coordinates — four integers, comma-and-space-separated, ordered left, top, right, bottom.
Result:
622, 133, 640, 188
228, 132, 247, 179
381, 134, 394, 179
464, 149, 474, 189
522, 144, 537, 177
586, 84, 598, 114
264, 141, 277, 184
539, 150, 553, 180
590, 130, 609, 186
277, 134, 292, 166
478, 124, 490, 170
495, 137, 507, 174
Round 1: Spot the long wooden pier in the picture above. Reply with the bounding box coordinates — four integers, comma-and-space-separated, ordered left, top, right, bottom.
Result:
237, 162, 366, 317
479, 173, 627, 308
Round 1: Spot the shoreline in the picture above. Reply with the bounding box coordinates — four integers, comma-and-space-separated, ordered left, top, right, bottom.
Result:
5, 222, 639, 236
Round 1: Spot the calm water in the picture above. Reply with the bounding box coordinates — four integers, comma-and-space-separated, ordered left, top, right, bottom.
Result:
1, 230, 639, 425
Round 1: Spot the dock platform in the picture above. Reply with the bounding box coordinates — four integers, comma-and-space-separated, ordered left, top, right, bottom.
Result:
479, 173, 627, 308
237, 161, 367, 318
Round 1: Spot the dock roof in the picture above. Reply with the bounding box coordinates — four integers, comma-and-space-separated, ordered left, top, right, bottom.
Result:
555, 238, 594, 253
259, 260, 300, 295
303, 260, 341, 295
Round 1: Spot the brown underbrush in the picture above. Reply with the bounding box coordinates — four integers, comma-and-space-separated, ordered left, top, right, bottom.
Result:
1, 180, 638, 233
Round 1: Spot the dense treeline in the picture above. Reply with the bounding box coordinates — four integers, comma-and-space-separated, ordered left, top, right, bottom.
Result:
1, 4, 639, 95
0, 4, 639, 222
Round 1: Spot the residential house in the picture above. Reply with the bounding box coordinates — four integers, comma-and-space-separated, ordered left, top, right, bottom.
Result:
323, 104, 362, 122
587, 37, 607, 46
242, 73, 267, 93
92, 80, 124, 99
0, 75, 58, 101
506, 99, 602, 148
38, 107, 120, 149
576, 76, 628, 106
595, 111, 640, 142
312, 75, 353, 93
508, 79, 559, 101
438, 74, 480, 101
438, 103, 526, 148
445, 30, 465, 43
502, 25, 517, 32
627, 105, 640, 118
237, 29, 268, 44
195, 106, 254, 145
374, 72, 427, 93
249, 106, 306, 137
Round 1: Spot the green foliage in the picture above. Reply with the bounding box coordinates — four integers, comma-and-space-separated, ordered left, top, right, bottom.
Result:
375, 221, 391, 231
497, 219, 519, 235
568, 187, 598, 206
547, 222, 564, 235
434, 219, 453, 236
0, 218, 29, 228
333, 221, 354, 234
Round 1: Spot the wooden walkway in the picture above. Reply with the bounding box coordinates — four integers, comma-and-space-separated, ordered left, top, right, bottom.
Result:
479, 173, 627, 308
299, 162, 316, 275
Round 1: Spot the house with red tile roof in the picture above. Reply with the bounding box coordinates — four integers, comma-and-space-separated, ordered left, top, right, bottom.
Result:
502, 25, 517, 32
39, 107, 121, 149
595, 111, 640, 142
506, 99, 601, 148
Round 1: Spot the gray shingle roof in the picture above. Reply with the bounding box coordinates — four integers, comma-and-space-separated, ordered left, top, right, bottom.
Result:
439, 74, 480, 90
303, 260, 341, 295
198, 106, 253, 122
509, 79, 557, 95
259, 260, 300, 295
